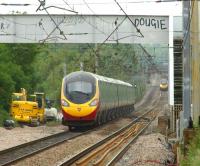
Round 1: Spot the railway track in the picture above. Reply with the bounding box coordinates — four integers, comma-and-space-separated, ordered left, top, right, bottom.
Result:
0, 130, 88, 166
0, 110, 152, 166
58, 104, 159, 166
0, 87, 161, 166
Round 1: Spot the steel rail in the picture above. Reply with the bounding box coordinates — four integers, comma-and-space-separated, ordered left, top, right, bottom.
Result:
0, 102, 146, 166
93, 123, 143, 166
107, 109, 158, 166
0, 130, 90, 166
1, 87, 160, 166
57, 105, 158, 166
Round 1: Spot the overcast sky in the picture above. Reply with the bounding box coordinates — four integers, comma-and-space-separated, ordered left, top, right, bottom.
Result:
0, 0, 182, 16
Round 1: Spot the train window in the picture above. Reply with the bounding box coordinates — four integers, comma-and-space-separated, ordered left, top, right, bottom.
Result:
66, 81, 95, 104
64, 72, 96, 104
160, 79, 167, 84
68, 81, 92, 94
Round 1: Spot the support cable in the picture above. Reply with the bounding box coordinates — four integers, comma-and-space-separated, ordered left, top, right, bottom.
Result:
36, 0, 77, 13
138, 44, 160, 73
82, 0, 111, 24
114, 0, 144, 38
99, 16, 127, 47
36, 0, 68, 42
62, 0, 107, 35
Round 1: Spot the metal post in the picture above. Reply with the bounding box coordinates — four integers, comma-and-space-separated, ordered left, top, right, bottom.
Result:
80, 62, 84, 71
191, 0, 200, 125
63, 56, 66, 76
182, 0, 191, 127
169, 15, 174, 106
94, 44, 99, 74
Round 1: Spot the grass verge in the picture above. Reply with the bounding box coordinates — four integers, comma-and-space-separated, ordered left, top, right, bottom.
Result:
181, 128, 200, 166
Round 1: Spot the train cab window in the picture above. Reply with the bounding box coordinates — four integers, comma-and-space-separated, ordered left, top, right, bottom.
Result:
66, 81, 94, 104
68, 81, 92, 94
64, 74, 96, 104
160, 79, 167, 85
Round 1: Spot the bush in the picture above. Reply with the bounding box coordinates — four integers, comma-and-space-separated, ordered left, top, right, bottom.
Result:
0, 109, 11, 127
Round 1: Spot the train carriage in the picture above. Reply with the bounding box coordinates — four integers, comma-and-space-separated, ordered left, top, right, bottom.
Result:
61, 71, 135, 129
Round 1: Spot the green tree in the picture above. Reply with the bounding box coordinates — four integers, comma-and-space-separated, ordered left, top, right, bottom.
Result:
0, 44, 38, 110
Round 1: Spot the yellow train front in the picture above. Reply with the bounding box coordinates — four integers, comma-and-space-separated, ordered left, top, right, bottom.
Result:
160, 79, 168, 91
61, 71, 135, 130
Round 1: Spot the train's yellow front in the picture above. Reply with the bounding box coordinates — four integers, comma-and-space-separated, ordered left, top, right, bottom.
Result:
160, 79, 168, 91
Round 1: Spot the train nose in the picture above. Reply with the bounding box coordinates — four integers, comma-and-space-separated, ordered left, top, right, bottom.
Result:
62, 103, 97, 117
76, 107, 82, 112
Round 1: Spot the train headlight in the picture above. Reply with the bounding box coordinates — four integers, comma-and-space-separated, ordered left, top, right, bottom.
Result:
89, 99, 98, 106
61, 99, 69, 107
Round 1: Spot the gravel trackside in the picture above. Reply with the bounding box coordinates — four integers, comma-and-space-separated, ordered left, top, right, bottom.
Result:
0, 125, 68, 151
0, 86, 163, 166
11, 118, 132, 166
116, 92, 174, 166
116, 133, 175, 166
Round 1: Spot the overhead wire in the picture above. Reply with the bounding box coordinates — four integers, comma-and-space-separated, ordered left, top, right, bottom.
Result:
36, 0, 68, 42
83, 16, 128, 65
62, 0, 108, 36
37, 0, 109, 43
39, 5, 78, 13
41, 13, 67, 41
1, 0, 170, 60
1, 0, 176, 44
107, 34, 143, 42
36, 0, 77, 13
81, 16, 108, 35
114, 0, 144, 38
82, 0, 112, 24
87, 43, 161, 77
39, 16, 67, 43
36, 0, 89, 42
99, 16, 127, 46
0, 17, 89, 43
0, 3, 30, 6
24, 0, 179, 41
2, 0, 180, 6
0, 0, 177, 76
60, 0, 149, 71
93, 0, 146, 50
62, 0, 75, 10
138, 44, 160, 73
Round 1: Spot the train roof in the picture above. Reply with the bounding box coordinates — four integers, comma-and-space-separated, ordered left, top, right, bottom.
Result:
65, 71, 132, 87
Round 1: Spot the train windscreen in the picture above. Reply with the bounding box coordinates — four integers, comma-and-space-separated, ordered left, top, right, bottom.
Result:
64, 74, 96, 104
160, 79, 167, 85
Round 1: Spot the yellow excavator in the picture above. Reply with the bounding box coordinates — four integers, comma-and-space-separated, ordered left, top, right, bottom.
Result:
10, 88, 46, 126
